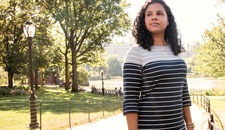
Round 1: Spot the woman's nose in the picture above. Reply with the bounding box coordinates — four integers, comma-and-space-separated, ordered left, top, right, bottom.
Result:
151, 14, 158, 20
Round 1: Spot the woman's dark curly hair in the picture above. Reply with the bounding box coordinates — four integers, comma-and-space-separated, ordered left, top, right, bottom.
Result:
132, 0, 185, 55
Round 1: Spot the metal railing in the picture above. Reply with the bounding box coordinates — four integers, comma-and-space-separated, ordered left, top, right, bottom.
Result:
192, 94, 224, 130
0, 97, 123, 130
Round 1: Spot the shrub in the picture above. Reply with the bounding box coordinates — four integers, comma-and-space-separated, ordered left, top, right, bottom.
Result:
77, 68, 89, 86
0, 88, 11, 95
10, 89, 27, 95
205, 90, 211, 96
16, 85, 30, 91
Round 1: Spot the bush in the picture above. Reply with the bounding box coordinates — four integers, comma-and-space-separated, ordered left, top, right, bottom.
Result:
0, 88, 11, 95
17, 85, 29, 91
77, 68, 89, 86
0, 85, 28, 96
10, 89, 27, 95
204, 87, 225, 96
205, 90, 211, 96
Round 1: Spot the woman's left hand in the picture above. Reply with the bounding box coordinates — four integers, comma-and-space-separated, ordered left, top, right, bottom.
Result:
187, 127, 194, 130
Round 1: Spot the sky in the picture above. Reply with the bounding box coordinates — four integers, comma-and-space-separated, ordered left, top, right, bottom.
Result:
121, 0, 225, 46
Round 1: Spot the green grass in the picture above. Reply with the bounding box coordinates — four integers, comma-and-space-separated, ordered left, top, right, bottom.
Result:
192, 96, 225, 130
207, 97, 225, 130
190, 87, 225, 96
0, 86, 123, 130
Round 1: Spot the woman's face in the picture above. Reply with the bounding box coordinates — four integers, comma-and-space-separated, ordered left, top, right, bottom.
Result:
144, 3, 169, 35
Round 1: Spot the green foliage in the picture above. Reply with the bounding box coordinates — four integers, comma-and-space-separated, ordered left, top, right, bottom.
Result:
204, 87, 225, 96
0, 84, 29, 96
205, 90, 212, 96
192, 14, 225, 78
217, 0, 225, 4
77, 67, 89, 85
10, 89, 27, 95
0, 1, 28, 73
0, 88, 11, 95
41, 0, 131, 91
106, 55, 122, 76
184, 57, 196, 73
90, 64, 109, 80
32, 14, 56, 71
0, 1, 34, 87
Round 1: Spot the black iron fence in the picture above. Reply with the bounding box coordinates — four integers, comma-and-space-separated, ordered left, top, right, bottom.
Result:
0, 97, 123, 130
192, 94, 224, 130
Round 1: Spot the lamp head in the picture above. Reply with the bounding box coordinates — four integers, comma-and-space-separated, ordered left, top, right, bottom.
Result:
23, 20, 36, 38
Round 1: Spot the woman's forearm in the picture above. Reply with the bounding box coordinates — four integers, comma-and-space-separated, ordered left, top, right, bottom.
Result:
183, 106, 192, 123
126, 113, 138, 130
183, 106, 194, 130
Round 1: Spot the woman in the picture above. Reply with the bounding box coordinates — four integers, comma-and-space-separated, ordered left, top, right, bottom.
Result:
123, 0, 194, 130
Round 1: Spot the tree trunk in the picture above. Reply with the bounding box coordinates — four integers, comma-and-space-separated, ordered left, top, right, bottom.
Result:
35, 70, 38, 90
71, 50, 79, 92
8, 72, 13, 88
41, 71, 44, 86
65, 48, 69, 90
64, 4, 69, 91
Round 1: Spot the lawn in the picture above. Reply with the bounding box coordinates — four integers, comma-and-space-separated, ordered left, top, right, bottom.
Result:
207, 96, 225, 130
0, 86, 123, 130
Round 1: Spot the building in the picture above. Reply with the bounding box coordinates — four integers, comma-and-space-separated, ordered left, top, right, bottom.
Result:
104, 41, 129, 60
104, 36, 137, 60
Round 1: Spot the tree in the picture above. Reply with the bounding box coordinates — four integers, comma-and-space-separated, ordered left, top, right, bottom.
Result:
55, 27, 71, 90
217, 0, 225, 4
192, 14, 225, 77
0, 1, 29, 88
32, 10, 55, 90
77, 67, 89, 85
41, 0, 131, 92
106, 55, 122, 76
184, 57, 196, 73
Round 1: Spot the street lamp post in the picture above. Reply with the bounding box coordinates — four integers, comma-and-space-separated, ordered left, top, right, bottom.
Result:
23, 20, 39, 128
101, 69, 104, 96
55, 74, 57, 86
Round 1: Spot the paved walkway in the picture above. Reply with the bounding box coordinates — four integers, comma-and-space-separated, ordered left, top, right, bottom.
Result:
67, 105, 204, 130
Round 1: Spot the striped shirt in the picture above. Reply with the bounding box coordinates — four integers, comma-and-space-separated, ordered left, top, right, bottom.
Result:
123, 45, 192, 130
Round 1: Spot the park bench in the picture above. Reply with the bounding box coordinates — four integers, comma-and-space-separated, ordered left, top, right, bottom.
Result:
93, 88, 122, 97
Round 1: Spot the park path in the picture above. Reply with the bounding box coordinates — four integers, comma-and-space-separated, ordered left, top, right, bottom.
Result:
67, 105, 204, 130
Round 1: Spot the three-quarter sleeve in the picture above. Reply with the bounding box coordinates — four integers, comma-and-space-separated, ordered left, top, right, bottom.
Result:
182, 78, 192, 107
123, 46, 142, 115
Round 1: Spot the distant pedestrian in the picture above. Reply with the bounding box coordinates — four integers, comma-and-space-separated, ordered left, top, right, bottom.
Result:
91, 85, 96, 93
63, 82, 66, 87
118, 87, 123, 96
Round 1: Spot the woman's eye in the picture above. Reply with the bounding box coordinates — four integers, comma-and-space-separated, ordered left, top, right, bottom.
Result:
147, 13, 151, 16
158, 13, 163, 15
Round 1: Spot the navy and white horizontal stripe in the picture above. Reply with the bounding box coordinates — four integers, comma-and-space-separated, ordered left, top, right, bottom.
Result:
123, 45, 192, 130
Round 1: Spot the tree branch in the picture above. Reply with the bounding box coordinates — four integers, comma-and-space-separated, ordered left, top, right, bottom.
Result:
57, 47, 65, 55
77, 32, 105, 58
76, 28, 89, 52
